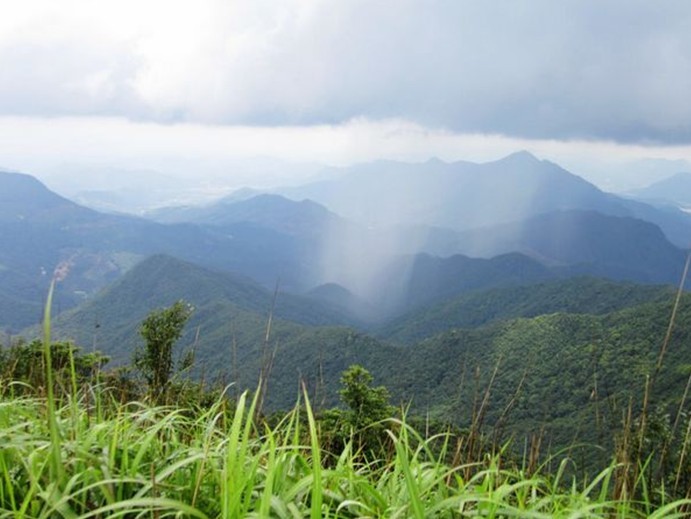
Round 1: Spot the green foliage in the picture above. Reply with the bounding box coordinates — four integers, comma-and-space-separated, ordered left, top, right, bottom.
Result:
134, 300, 193, 402
0, 338, 107, 397
380, 276, 675, 345
339, 364, 393, 428
318, 365, 396, 462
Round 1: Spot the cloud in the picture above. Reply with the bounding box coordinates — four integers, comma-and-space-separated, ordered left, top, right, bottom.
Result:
0, 39, 142, 117
2, 0, 691, 143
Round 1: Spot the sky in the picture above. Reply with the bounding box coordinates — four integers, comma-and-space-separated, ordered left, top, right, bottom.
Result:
2, 0, 691, 193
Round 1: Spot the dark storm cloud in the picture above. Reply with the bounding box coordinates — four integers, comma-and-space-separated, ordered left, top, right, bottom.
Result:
269, 0, 691, 144
2, 0, 691, 143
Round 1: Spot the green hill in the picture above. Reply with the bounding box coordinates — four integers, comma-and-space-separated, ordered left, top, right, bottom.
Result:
379, 277, 676, 344
385, 298, 691, 459
48, 254, 362, 358
44, 255, 388, 410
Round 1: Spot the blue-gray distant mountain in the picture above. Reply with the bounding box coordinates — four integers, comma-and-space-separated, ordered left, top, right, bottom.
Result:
149, 193, 347, 237
626, 172, 691, 209
366, 210, 688, 319
0, 170, 98, 223
374, 252, 554, 317
147, 164, 691, 310
0, 172, 321, 330
305, 282, 378, 322
278, 151, 691, 247
452, 210, 687, 283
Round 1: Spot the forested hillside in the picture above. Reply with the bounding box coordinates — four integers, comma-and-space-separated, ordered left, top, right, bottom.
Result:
37, 254, 691, 465
379, 277, 676, 344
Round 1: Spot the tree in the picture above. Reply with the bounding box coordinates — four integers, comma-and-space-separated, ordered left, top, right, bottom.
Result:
134, 300, 193, 402
340, 364, 392, 428
319, 365, 395, 461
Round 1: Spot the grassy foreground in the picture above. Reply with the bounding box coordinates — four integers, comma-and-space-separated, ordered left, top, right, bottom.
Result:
0, 387, 690, 518
1, 279, 689, 517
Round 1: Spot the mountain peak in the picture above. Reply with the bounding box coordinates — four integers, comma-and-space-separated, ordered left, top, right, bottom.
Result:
0, 170, 52, 199
424, 157, 446, 165
0, 170, 96, 222
499, 150, 541, 164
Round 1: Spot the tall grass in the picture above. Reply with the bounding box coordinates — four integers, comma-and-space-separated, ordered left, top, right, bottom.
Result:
1, 386, 690, 517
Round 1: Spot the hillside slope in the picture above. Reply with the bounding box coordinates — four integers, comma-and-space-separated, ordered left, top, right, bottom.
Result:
0, 173, 327, 330
48, 254, 360, 358
385, 299, 691, 459
379, 277, 676, 344
453, 210, 688, 283
46, 254, 394, 410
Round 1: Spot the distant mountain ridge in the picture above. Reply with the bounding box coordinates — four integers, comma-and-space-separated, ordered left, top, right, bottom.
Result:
278, 151, 608, 229
0, 170, 98, 223
452, 210, 687, 283
626, 171, 691, 209
3, 152, 691, 331
149, 193, 347, 237
373, 252, 554, 316
277, 152, 691, 247
0, 173, 327, 329
143, 181, 690, 316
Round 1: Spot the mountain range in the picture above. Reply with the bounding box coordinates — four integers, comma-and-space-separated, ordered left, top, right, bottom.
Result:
277, 151, 691, 247
3, 152, 691, 332
144, 154, 691, 309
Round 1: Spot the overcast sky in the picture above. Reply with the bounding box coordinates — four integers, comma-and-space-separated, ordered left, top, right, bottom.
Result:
2, 0, 691, 191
